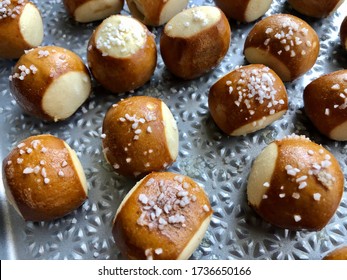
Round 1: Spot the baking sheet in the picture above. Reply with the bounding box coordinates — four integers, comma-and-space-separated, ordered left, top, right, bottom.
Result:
0, 0, 347, 260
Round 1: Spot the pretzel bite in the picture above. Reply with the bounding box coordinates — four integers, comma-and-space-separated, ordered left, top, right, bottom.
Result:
112, 172, 213, 259
208, 64, 288, 136
102, 96, 179, 177
341, 16, 347, 51
244, 14, 320, 82
160, 6, 231, 80
304, 70, 347, 141
2, 134, 88, 221
87, 15, 157, 93
63, 0, 124, 23
126, 0, 189, 26
0, 0, 43, 59
288, 0, 345, 18
323, 246, 347, 260
9, 46, 91, 122
214, 0, 273, 22
247, 134, 344, 231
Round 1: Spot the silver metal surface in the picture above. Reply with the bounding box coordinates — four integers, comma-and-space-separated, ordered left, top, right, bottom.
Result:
0, 0, 347, 260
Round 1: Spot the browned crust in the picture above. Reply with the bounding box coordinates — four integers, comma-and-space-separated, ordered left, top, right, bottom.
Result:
252, 137, 344, 231
160, 8, 231, 80
304, 70, 347, 139
340, 16, 347, 50
244, 14, 320, 81
214, 0, 250, 22
9, 46, 90, 121
112, 172, 212, 259
2, 134, 87, 221
208, 64, 288, 135
102, 96, 175, 177
0, 1, 39, 59
126, 0, 166, 26
87, 22, 157, 93
63, 0, 124, 21
63, 0, 91, 17
323, 246, 347, 260
288, 0, 342, 18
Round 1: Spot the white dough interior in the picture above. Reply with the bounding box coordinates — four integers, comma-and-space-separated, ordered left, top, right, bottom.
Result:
330, 0, 345, 16
95, 15, 147, 58
161, 101, 179, 161
247, 143, 278, 207
74, 0, 123, 23
244, 47, 291, 81
231, 110, 286, 136
330, 121, 347, 141
245, 0, 273, 22
177, 214, 212, 260
126, 0, 145, 22
165, 6, 221, 38
19, 3, 44, 47
159, 0, 189, 26
63, 142, 88, 195
42, 71, 91, 121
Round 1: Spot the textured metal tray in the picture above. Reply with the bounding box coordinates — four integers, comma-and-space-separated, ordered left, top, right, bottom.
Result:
1, 0, 347, 260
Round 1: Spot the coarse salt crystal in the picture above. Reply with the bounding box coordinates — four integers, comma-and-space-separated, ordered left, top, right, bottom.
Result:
154, 248, 163, 255
17, 143, 25, 148
313, 193, 321, 201
145, 178, 155, 186
296, 176, 308, 182
132, 122, 139, 129
298, 182, 307, 189
23, 167, 34, 174
113, 163, 120, 169
331, 84, 340, 90
33, 166, 40, 174
138, 194, 148, 204
294, 215, 301, 222
41, 168, 47, 177
177, 191, 188, 197
174, 176, 184, 183
145, 249, 153, 260
292, 192, 300, 199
